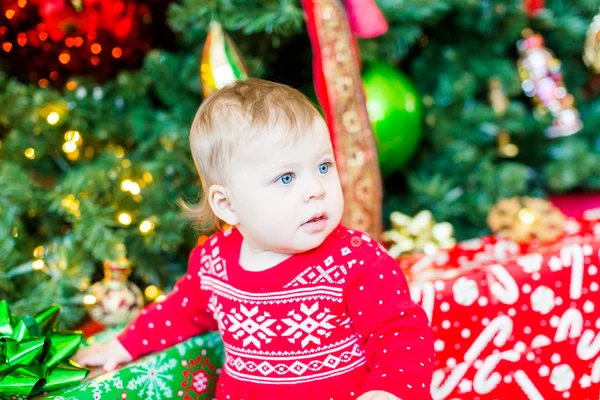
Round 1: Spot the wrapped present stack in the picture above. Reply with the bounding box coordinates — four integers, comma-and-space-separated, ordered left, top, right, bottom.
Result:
386, 198, 600, 399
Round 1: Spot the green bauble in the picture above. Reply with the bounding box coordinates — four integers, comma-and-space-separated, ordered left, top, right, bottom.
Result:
362, 62, 423, 176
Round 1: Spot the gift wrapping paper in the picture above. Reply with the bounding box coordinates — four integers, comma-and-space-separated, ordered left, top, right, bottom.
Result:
404, 214, 600, 399
32, 331, 224, 400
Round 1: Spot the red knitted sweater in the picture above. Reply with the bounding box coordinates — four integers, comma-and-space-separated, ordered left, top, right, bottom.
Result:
118, 225, 434, 399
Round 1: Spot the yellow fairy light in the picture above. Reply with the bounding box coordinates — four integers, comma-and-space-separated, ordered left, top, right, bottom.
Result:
47, 112, 60, 125
155, 294, 166, 303
121, 179, 132, 191
143, 172, 153, 183
517, 208, 537, 225
62, 141, 77, 153
117, 212, 132, 225
129, 182, 141, 195
64, 130, 81, 143
66, 149, 80, 161
61, 194, 80, 217
24, 148, 35, 159
121, 159, 131, 168
139, 219, 155, 235
144, 285, 161, 300
61, 194, 75, 208
114, 146, 125, 158
33, 246, 44, 258
32, 259, 45, 270
83, 294, 97, 305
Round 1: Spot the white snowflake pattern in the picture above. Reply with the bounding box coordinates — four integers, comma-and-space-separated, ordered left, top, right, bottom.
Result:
127, 352, 178, 398
282, 302, 336, 347
227, 305, 277, 348
208, 294, 227, 332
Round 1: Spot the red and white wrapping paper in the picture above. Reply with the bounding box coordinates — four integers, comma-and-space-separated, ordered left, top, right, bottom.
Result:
403, 209, 600, 399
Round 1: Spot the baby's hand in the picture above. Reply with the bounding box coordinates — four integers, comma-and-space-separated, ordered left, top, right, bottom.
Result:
73, 338, 133, 372
356, 391, 400, 400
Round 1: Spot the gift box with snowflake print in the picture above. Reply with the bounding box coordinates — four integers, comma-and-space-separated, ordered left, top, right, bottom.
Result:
34, 332, 224, 400
400, 212, 600, 400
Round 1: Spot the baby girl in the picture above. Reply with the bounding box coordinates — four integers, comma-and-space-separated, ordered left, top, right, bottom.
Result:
75, 78, 434, 400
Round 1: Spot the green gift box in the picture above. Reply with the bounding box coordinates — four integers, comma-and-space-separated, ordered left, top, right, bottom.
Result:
33, 330, 225, 400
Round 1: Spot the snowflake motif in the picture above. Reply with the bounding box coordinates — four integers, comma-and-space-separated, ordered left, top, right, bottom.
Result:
127, 352, 178, 398
180, 354, 218, 400
227, 305, 277, 348
208, 294, 227, 332
282, 302, 336, 348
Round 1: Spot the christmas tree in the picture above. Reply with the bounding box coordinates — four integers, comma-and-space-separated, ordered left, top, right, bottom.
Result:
0, 0, 598, 327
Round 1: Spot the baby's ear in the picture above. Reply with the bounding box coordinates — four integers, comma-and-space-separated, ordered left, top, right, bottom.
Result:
208, 185, 238, 226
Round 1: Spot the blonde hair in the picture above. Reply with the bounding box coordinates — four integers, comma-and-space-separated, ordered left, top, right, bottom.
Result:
179, 78, 322, 233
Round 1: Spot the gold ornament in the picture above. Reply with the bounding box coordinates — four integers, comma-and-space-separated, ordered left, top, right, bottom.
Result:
382, 210, 456, 258
86, 256, 144, 327
584, 9, 600, 74
487, 197, 565, 243
200, 21, 249, 97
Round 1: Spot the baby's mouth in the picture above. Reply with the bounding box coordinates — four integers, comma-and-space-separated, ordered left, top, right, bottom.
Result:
302, 213, 328, 225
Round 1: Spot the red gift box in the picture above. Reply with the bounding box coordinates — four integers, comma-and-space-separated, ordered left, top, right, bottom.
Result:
404, 210, 600, 399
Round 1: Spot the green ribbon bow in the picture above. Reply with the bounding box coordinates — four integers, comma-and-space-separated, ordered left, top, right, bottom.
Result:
0, 300, 89, 398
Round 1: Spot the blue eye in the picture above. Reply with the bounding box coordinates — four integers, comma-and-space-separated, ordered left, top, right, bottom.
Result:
278, 173, 293, 185
318, 162, 330, 174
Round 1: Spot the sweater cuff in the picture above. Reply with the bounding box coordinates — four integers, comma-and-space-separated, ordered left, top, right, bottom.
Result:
116, 328, 145, 361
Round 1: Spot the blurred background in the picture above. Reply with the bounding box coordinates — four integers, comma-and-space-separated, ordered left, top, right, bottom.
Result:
0, 0, 598, 329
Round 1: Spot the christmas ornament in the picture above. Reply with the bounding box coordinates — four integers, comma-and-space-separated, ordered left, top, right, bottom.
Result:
488, 78, 519, 158
487, 196, 566, 243
86, 256, 144, 327
583, 10, 600, 74
382, 210, 456, 259
343, 0, 388, 38
0, 300, 88, 397
200, 21, 249, 98
523, 0, 545, 17
362, 61, 423, 176
302, 0, 382, 238
517, 32, 583, 138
